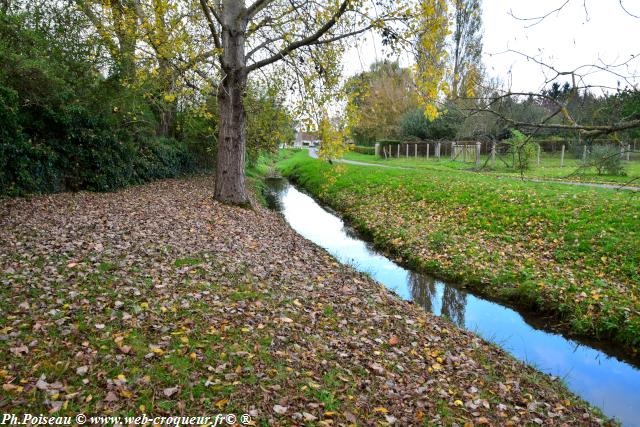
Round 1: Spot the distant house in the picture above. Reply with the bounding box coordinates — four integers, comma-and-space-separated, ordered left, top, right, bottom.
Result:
294, 130, 320, 148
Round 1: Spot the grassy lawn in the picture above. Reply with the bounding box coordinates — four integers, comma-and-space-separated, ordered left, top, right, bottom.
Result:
1, 175, 612, 425
280, 150, 640, 353
343, 151, 640, 186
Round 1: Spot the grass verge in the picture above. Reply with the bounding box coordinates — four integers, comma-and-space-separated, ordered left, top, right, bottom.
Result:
343, 151, 640, 187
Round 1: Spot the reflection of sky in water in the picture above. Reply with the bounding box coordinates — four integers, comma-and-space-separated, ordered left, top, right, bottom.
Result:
269, 181, 640, 427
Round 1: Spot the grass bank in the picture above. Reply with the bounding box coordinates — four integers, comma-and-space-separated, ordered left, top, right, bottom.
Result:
0, 175, 613, 425
279, 150, 640, 354
343, 152, 640, 187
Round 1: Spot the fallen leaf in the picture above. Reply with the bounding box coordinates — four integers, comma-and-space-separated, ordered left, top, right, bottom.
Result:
273, 405, 288, 414
163, 387, 179, 397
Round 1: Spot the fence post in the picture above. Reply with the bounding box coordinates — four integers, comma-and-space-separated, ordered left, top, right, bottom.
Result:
560, 145, 565, 167
627, 144, 631, 161
414, 143, 417, 158
582, 145, 587, 162
406, 144, 409, 158
451, 143, 455, 160
537, 144, 541, 166
620, 144, 624, 159
375, 142, 380, 157
491, 142, 496, 166
476, 142, 481, 165
397, 144, 400, 158
437, 142, 441, 160
426, 143, 430, 160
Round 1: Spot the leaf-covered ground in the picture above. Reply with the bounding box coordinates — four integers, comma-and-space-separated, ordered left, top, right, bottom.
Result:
0, 177, 613, 425
280, 151, 640, 355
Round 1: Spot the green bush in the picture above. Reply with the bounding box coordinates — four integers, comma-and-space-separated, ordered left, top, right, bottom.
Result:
352, 145, 375, 155
505, 130, 537, 172
584, 146, 626, 176
0, 13, 199, 196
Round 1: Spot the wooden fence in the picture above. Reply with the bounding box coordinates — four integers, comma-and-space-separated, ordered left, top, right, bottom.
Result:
375, 139, 640, 165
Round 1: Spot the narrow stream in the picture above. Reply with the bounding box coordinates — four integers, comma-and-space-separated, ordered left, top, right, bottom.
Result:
264, 177, 640, 427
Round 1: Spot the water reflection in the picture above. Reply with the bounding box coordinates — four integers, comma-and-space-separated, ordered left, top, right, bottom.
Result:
264, 178, 640, 427
409, 272, 467, 328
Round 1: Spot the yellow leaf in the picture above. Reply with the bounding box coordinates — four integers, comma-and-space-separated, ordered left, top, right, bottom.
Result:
373, 407, 388, 413
215, 398, 228, 409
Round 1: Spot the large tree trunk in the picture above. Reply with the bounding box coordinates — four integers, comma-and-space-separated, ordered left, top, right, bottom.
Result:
215, 1, 249, 205
215, 70, 248, 204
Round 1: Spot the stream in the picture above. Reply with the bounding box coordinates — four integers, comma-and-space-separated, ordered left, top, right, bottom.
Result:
264, 177, 640, 427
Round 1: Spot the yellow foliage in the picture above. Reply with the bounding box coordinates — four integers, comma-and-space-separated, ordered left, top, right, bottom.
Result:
318, 112, 350, 161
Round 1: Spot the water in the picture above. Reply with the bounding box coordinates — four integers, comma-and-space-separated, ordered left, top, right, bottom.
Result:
265, 178, 640, 427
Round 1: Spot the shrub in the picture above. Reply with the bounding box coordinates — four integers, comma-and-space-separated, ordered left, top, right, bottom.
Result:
352, 145, 375, 155
0, 14, 199, 196
505, 130, 537, 172
584, 146, 626, 176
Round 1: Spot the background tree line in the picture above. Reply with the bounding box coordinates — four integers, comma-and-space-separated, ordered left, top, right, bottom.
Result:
344, 0, 639, 150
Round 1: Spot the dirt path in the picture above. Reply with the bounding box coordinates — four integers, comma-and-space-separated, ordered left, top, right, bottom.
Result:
0, 177, 611, 425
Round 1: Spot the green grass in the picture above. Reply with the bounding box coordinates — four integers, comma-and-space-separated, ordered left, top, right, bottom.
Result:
279, 150, 640, 353
343, 151, 640, 186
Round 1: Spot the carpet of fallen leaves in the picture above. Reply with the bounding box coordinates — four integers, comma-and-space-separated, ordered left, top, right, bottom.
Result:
0, 177, 612, 426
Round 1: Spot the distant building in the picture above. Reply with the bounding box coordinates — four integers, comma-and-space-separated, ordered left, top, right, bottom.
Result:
294, 130, 320, 148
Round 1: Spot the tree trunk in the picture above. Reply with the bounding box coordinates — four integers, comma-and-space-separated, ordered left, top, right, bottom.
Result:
215, 1, 249, 205
215, 71, 248, 204
155, 59, 176, 138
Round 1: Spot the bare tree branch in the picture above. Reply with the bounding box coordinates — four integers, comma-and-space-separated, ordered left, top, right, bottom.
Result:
198, 0, 222, 51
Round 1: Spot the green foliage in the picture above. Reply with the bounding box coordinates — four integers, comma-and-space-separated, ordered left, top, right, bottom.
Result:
584, 146, 626, 176
352, 145, 376, 155
175, 85, 295, 169
245, 84, 295, 166
400, 107, 460, 140
0, 13, 197, 195
505, 130, 536, 172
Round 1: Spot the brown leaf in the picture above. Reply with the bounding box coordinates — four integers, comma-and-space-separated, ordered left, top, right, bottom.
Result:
163, 387, 179, 397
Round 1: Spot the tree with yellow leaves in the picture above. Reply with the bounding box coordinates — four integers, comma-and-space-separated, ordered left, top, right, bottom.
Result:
317, 111, 349, 161
196, 0, 451, 205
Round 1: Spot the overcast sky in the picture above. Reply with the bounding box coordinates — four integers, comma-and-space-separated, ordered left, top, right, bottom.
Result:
343, 0, 640, 94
